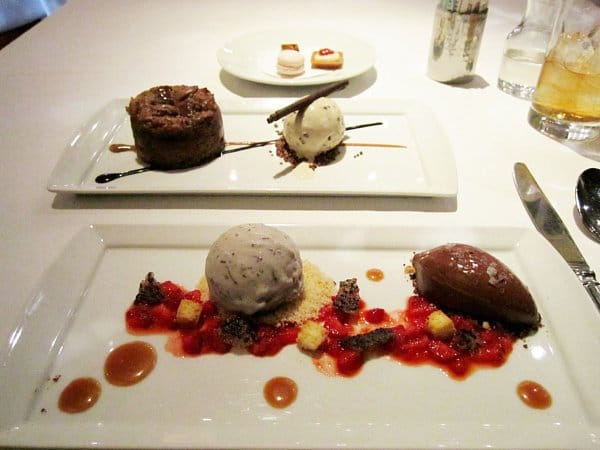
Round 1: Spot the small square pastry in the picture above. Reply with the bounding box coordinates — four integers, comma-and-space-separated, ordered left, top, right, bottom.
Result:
281, 43, 300, 51
311, 48, 344, 70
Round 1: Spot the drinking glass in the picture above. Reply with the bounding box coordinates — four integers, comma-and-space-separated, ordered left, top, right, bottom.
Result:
528, 0, 600, 142
497, 0, 563, 100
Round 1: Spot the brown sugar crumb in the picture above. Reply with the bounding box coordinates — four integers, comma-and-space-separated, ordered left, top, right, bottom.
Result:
198, 260, 336, 327
259, 260, 336, 325
333, 278, 361, 313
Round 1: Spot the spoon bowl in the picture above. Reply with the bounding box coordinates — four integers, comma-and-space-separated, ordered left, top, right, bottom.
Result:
575, 168, 600, 242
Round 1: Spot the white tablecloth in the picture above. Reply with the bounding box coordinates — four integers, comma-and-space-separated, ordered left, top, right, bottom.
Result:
0, 1, 599, 448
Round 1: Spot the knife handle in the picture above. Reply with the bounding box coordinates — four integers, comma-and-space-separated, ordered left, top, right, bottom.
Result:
582, 280, 600, 312
572, 265, 600, 312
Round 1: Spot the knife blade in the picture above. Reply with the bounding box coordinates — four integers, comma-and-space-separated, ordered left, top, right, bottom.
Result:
513, 162, 600, 312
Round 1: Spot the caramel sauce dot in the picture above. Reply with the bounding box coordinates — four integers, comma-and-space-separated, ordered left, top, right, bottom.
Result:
109, 144, 136, 153
366, 268, 384, 282
58, 377, 101, 413
517, 380, 552, 409
104, 341, 157, 386
264, 376, 298, 408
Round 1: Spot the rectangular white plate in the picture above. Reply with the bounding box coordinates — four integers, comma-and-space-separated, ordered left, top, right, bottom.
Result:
47, 98, 457, 197
1, 224, 599, 449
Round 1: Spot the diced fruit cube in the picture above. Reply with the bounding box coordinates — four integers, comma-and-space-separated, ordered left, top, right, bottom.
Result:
277, 325, 300, 346
152, 303, 176, 327
176, 299, 202, 327
181, 330, 203, 354
161, 282, 185, 311
336, 349, 364, 376
160, 281, 184, 301
400, 334, 430, 355
184, 289, 202, 303
426, 310, 456, 340
201, 328, 231, 354
297, 321, 327, 351
364, 307, 387, 324
428, 340, 459, 362
322, 309, 353, 337
125, 305, 154, 329
200, 301, 217, 320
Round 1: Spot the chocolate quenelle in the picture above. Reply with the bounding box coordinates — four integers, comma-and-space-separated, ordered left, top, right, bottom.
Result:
412, 243, 541, 329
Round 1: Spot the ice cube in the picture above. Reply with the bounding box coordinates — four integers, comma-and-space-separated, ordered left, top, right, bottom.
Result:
588, 46, 600, 73
590, 25, 600, 48
551, 32, 595, 72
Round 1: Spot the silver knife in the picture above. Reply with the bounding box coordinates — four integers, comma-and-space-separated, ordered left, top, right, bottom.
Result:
513, 162, 600, 312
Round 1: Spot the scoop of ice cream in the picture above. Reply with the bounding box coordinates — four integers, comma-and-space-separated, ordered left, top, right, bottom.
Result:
282, 97, 345, 162
205, 223, 304, 315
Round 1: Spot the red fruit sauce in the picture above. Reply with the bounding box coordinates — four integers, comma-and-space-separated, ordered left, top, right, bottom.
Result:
125, 280, 518, 380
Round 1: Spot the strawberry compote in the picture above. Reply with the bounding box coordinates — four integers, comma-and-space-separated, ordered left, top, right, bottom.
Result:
125, 276, 295, 357
125, 275, 518, 380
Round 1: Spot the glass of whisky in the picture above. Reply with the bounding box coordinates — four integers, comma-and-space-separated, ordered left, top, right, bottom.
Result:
528, 0, 600, 142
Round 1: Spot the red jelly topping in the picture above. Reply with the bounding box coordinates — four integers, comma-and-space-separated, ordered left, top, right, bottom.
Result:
318, 48, 335, 55
125, 279, 518, 380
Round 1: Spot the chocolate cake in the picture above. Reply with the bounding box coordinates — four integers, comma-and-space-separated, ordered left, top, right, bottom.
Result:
126, 85, 225, 169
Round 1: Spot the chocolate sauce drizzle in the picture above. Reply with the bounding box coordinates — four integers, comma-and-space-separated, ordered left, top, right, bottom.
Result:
95, 167, 154, 184
95, 122, 385, 184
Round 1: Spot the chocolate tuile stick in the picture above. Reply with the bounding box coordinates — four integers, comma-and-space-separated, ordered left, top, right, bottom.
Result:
266, 79, 349, 123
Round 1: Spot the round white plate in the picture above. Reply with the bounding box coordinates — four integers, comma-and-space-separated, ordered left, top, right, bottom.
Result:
216, 29, 376, 86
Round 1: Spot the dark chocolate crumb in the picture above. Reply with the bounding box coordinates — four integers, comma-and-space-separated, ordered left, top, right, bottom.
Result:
341, 328, 395, 351
134, 272, 164, 306
220, 315, 255, 346
333, 278, 361, 313
452, 329, 479, 353
275, 137, 340, 168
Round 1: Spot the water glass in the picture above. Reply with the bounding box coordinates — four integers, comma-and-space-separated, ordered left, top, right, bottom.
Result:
497, 0, 563, 100
528, 0, 600, 142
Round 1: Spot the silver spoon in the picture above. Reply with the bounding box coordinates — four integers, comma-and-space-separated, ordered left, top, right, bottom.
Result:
575, 168, 600, 242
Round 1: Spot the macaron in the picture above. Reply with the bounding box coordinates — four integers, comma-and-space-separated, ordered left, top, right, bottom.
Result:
277, 49, 305, 77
